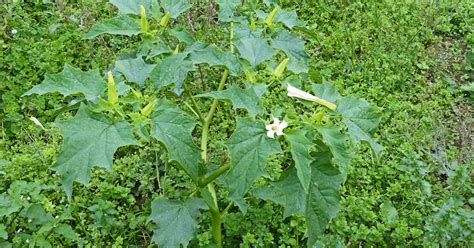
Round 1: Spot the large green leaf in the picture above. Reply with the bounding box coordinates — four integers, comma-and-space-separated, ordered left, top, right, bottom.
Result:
235, 36, 276, 67
336, 96, 383, 157
149, 197, 206, 248
54, 105, 137, 198
306, 151, 343, 247
312, 81, 342, 104
216, 0, 241, 22
115, 57, 156, 87
149, 53, 193, 92
286, 130, 313, 193
270, 29, 308, 74
84, 15, 141, 39
223, 119, 282, 200
195, 84, 266, 117
161, 0, 192, 18
188, 45, 240, 75
109, 0, 159, 16
255, 9, 304, 29
23, 64, 105, 101
317, 126, 352, 179
150, 100, 203, 182
252, 167, 306, 217
24, 204, 53, 225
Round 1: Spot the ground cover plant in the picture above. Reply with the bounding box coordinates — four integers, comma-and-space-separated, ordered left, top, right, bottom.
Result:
1, 0, 472, 247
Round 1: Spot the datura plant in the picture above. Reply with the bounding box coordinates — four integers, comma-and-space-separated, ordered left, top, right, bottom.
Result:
23, 0, 382, 247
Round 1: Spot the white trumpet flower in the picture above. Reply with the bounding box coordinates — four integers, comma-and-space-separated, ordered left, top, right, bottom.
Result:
287, 83, 337, 111
265, 118, 288, 138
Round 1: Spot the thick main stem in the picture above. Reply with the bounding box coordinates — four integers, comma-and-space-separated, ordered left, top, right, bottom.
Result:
210, 208, 222, 247
200, 70, 229, 162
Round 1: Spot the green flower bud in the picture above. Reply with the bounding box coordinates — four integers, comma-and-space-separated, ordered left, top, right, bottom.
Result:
141, 99, 157, 117
273, 58, 289, 78
265, 7, 279, 27
160, 12, 170, 27
140, 5, 148, 33
107, 71, 119, 105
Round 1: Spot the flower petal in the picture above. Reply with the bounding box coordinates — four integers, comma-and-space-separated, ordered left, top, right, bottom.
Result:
267, 130, 275, 138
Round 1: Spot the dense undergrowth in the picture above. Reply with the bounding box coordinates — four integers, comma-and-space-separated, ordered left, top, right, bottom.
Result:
1, 1, 472, 247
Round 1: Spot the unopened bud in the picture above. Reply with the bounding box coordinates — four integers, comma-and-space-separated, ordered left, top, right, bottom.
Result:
265, 7, 279, 27
245, 69, 255, 83
140, 100, 157, 117
107, 71, 119, 105
131, 88, 142, 99
140, 5, 148, 33
160, 12, 170, 27
273, 58, 289, 78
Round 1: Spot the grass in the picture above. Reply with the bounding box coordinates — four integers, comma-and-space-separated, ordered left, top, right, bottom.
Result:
0, 1, 472, 247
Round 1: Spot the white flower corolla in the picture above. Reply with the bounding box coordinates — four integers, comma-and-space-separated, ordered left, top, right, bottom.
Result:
287, 83, 337, 111
11, 29, 17, 35
265, 118, 288, 138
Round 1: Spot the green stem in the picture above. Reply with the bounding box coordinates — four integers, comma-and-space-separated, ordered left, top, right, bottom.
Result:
199, 164, 230, 187
200, 70, 229, 162
210, 209, 222, 247
184, 84, 205, 123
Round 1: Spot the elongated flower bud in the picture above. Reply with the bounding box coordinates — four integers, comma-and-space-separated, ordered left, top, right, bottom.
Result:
160, 12, 170, 27
173, 44, 179, 54
250, 20, 257, 30
245, 69, 255, 82
287, 83, 336, 110
265, 7, 279, 27
273, 58, 289, 78
140, 5, 148, 33
141, 99, 157, 117
131, 88, 142, 99
107, 71, 119, 105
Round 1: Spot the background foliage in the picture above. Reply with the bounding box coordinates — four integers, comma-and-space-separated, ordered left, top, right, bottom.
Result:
1, 0, 472, 247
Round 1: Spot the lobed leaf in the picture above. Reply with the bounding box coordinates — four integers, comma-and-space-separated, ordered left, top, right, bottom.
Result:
306, 151, 343, 247
216, 0, 241, 22
84, 15, 141, 39
235, 36, 275, 67
109, 0, 159, 16
54, 105, 137, 199
223, 119, 282, 200
317, 126, 352, 179
286, 129, 313, 193
160, 0, 192, 19
252, 167, 306, 218
195, 84, 266, 117
270, 29, 308, 74
188, 45, 240, 75
337, 96, 383, 157
23, 64, 105, 101
115, 57, 156, 87
149, 53, 193, 92
149, 197, 207, 248
150, 100, 203, 182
